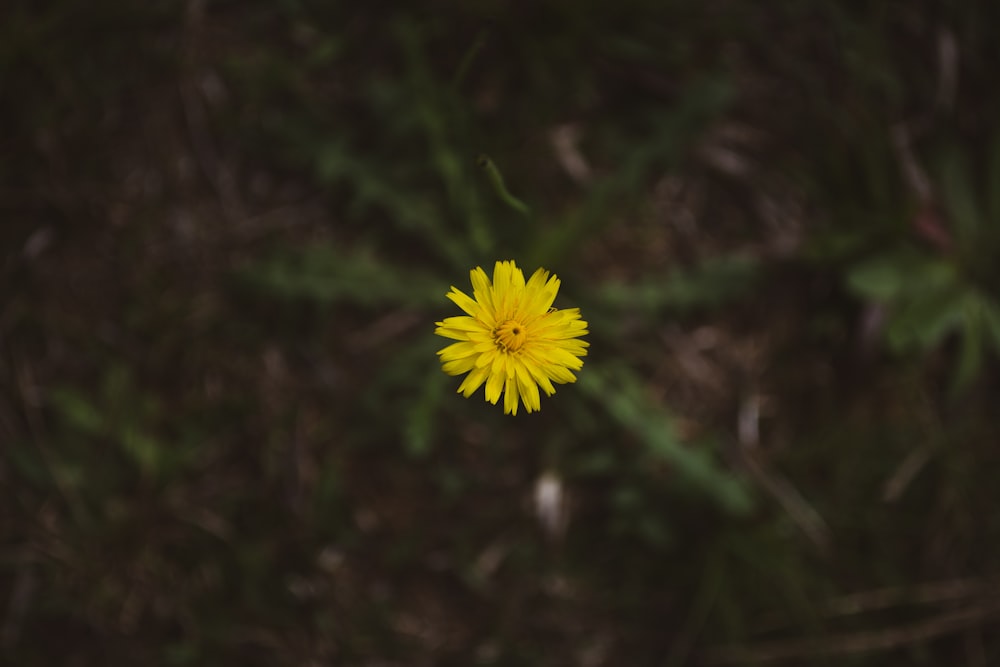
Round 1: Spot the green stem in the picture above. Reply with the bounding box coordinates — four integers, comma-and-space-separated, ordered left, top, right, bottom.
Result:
451, 23, 491, 90
476, 153, 531, 217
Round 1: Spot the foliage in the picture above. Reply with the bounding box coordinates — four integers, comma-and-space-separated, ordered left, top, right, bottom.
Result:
4, 1, 1000, 665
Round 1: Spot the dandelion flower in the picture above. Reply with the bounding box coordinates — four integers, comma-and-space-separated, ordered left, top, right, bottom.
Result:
435, 260, 589, 415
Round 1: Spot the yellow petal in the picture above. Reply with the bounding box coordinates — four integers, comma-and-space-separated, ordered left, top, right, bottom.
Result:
442, 355, 478, 376
485, 368, 504, 404
467, 267, 495, 326
446, 287, 480, 318
437, 341, 478, 362
514, 359, 541, 412
458, 365, 490, 397
503, 374, 520, 415
519, 353, 556, 396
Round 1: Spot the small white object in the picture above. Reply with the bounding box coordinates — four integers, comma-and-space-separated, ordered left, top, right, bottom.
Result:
534, 471, 568, 541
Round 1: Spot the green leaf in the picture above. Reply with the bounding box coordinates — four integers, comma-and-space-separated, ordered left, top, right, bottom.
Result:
952, 291, 1000, 390
579, 365, 753, 516
47, 387, 105, 436
244, 244, 448, 308
885, 281, 963, 351
595, 254, 759, 313
120, 425, 162, 476
845, 250, 952, 302
847, 257, 907, 302
403, 371, 446, 457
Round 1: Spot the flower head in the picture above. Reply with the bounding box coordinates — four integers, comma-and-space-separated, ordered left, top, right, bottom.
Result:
435, 260, 589, 415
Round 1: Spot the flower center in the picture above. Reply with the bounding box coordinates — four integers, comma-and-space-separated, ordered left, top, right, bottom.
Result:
495, 319, 528, 352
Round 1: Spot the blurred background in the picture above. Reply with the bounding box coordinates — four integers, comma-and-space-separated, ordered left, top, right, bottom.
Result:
3, 1, 1000, 665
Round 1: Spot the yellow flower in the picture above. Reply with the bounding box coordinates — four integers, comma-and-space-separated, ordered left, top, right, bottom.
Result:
435, 260, 589, 415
